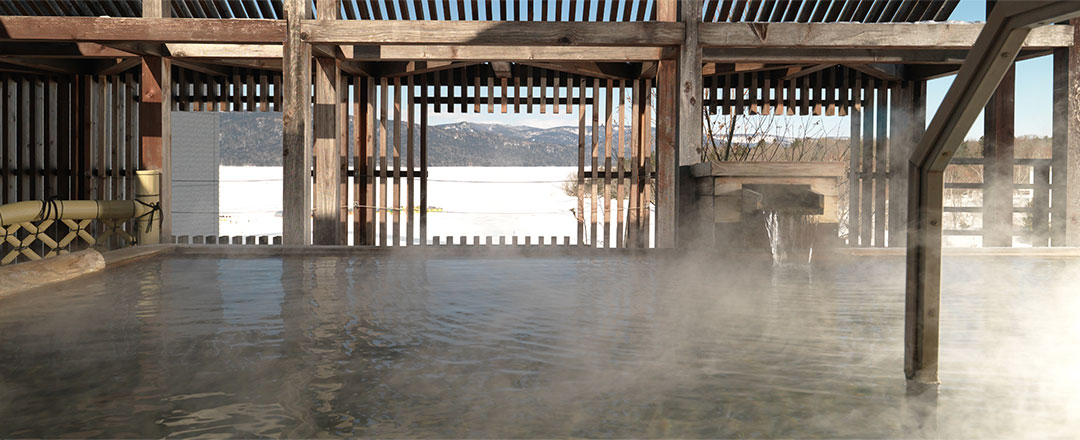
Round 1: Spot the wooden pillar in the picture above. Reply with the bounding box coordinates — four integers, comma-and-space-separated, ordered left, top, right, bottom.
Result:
984, 0, 1015, 248
137, 0, 171, 240
1053, 19, 1080, 246
654, 0, 678, 248
142, 0, 170, 18
282, 0, 312, 245
313, 57, 341, 245
139, 57, 171, 240
675, 0, 702, 248
889, 80, 927, 248
983, 65, 1016, 247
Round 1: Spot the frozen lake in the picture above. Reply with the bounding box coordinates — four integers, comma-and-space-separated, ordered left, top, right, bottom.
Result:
215, 166, 652, 246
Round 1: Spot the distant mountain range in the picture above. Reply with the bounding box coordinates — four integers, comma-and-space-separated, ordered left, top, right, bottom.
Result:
217, 112, 795, 167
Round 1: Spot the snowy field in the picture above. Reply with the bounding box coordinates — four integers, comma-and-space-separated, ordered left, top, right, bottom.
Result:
216, 166, 649, 246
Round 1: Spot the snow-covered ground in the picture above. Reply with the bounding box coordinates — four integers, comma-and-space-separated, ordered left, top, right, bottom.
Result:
216, 166, 650, 246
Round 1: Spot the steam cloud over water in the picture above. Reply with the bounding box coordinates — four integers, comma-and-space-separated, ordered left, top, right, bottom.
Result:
0, 252, 1077, 437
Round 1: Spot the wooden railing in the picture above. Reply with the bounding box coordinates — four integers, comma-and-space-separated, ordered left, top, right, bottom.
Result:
0, 200, 157, 265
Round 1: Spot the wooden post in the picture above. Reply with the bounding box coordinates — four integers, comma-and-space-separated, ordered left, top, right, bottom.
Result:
654, 0, 678, 248
983, 64, 1016, 247
312, 0, 340, 245
676, 0, 702, 248
313, 56, 341, 245
282, 0, 312, 245
1053, 19, 1080, 246
901, 1, 1080, 385
139, 57, 170, 241
889, 80, 927, 247
849, 74, 862, 245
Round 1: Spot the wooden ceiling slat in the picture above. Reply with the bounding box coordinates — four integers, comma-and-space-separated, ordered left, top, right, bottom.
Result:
756, 0, 775, 21
918, 0, 943, 21
500, 0, 509, 20
341, 0, 356, 18
890, 0, 916, 22
716, 0, 732, 21
769, 0, 787, 21
22, 0, 48, 15
782, 0, 800, 22
703, 0, 719, 22
826, 0, 848, 21
901, 0, 929, 22
172, 0, 194, 18
210, 0, 234, 18
454, 0, 463, 20
633, 0, 646, 21
41, 0, 65, 15
851, 0, 873, 22
796, 0, 816, 22
607, 0, 619, 22
649, 0, 656, 20
513, 0, 520, 20
527, 0, 534, 21
272, 0, 284, 18
933, 0, 957, 21
402, 0, 413, 19
198, 0, 221, 18
837, 0, 857, 21
85, 0, 110, 15
876, 0, 903, 23
585, 0, 594, 21
52, 0, 79, 16
188, 0, 210, 18
865, 0, 888, 22
226, 0, 247, 18
745, 0, 762, 22
424, 0, 436, 19
487, 0, 494, 20
729, 0, 745, 21
810, 0, 830, 22
240, 0, 262, 18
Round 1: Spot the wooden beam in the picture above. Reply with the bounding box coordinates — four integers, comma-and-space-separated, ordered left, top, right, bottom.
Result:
0, 17, 285, 43
377, 61, 473, 78
282, 0, 312, 245
0, 57, 85, 74
905, 1, 1080, 386
699, 22, 1073, 49
0, 42, 136, 58
779, 63, 833, 80
849, 63, 904, 81
518, 61, 637, 80
171, 59, 232, 76
349, 45, 672, 61
166, 43, 283, 58
301, 20, 684, 46
94, 57, 143, 75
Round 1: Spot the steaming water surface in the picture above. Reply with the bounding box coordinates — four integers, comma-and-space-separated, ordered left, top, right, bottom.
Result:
1, 254, 1078, 438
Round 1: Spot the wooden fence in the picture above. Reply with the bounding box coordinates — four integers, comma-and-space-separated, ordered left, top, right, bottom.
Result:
0, 72, 142, 260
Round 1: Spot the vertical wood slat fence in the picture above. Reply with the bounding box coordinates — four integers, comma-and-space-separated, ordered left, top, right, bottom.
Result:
705, 66, 914, 247
0, 72, 140, 263
169, 62, 658, 248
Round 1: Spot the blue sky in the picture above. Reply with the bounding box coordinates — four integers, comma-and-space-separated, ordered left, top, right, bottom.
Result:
427, 0, 1053, 139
